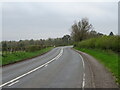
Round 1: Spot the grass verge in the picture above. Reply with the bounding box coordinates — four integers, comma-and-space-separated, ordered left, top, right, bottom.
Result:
75, 47, 119, 84
1, 47, 53, 66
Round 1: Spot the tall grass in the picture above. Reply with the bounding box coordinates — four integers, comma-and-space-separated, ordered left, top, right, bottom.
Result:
75, 35, 120, 52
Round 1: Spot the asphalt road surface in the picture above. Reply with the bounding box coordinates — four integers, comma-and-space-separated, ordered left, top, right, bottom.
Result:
1, 46, 118, 88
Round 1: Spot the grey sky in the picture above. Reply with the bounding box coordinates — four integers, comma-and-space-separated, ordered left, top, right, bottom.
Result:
2, 2, 118, 41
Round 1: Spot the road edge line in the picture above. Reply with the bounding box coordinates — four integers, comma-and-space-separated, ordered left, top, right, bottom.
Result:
78, 52, 85, 89
72, 49, 85, 89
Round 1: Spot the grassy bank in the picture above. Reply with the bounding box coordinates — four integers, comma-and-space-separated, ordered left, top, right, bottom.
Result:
75, 47, 119, 84
1, 47, 53, 66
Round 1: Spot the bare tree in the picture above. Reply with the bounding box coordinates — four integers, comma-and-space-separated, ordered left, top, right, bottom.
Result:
71, 18, 93, 42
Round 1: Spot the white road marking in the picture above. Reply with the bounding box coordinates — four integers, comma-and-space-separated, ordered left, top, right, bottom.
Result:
44, 64, 48, 67
82, 73, 85, 88
77, 51, 85, 89
8, 80, 19, 86
0, 48, 63, 87
80, 55, 85, 69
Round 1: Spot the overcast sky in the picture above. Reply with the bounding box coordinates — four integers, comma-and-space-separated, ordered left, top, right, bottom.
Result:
1, 1, 118, 41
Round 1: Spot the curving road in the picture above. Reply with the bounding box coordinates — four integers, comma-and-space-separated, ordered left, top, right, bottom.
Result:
1, 46, 118, 88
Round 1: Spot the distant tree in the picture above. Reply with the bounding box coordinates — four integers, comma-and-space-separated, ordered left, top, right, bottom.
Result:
109, 32, 114, 36
29, 39, 34, 45
62, 35, 71, 45
2, 41, 7, 52
97, 32, 103, 36
62, 35, 70, 40
87, 30, 97, 38
71, 18, 93, 42
2, 41, 8, 55
18, 40, 25, 51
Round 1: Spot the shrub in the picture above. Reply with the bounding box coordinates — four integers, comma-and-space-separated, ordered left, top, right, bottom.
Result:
76, 35, 120, 52
25, 45, 42, 52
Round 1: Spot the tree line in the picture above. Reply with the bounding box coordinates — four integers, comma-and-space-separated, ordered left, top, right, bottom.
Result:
1, 35, 73, 55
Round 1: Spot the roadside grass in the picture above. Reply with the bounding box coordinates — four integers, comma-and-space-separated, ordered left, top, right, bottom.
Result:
75, 47, 119, 84
1, 47, 53, 66
0, 55, 1, 66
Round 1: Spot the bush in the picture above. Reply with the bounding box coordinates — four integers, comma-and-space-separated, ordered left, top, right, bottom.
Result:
76, 35, 120, 52
25, 45, 42, 52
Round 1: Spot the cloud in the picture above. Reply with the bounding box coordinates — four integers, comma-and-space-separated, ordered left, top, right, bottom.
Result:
2, 2, 118, 41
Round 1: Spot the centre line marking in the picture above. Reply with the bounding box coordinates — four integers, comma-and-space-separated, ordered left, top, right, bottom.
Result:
0, 48, 63, 87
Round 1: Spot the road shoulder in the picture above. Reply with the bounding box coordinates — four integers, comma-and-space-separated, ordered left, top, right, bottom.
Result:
73, 49, 118, 88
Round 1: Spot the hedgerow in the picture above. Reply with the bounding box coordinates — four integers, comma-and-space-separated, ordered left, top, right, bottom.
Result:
76, 35, 120, 52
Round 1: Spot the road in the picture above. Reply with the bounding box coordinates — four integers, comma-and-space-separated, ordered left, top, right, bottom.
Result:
1, 46, 118, 88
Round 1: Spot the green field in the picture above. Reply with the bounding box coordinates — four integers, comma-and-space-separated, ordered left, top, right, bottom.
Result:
1, 47, 53, 66
75, 47, 119, 84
